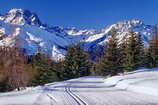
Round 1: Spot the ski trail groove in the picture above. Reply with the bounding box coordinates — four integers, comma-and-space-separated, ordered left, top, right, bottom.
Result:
68, 87, 87, 105
65, 86, 87, 105
65, 86, 81, 105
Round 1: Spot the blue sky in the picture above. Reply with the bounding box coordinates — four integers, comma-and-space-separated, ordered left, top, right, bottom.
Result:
0, 0, 158, 30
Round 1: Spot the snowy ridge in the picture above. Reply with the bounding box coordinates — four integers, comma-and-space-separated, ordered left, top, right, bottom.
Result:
0, 9, 155, 60
0, 69, 158, 105
0, 8, 41, 26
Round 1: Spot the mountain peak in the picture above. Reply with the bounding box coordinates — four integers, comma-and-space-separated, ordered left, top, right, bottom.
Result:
0, 8, 41, 26
116, 19, 143, 26
8, 8, 24, 14
129, 19, 143, 24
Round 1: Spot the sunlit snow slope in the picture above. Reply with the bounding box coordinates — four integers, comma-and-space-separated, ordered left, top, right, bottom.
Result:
0, 8, 155, 61
0, 69, 158, 105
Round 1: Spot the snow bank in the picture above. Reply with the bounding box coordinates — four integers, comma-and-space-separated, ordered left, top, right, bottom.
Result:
104, 68, 158, 97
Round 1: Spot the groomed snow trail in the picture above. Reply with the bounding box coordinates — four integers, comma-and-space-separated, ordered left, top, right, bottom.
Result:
0, 70, 158, 105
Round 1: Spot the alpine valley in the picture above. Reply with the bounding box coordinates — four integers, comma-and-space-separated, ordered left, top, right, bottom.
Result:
0, 8, 154, 61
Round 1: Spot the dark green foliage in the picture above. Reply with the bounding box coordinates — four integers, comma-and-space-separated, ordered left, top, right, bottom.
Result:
121, 32, 145, 72
62, 46, 76, 80
96, 32, 121, 76
52, 61, 64, 80
136, 34, 146, 67
145, 26, 158, 68
74, 44, 91, 77
31, 52, 59, 86
62, 44, 91, 80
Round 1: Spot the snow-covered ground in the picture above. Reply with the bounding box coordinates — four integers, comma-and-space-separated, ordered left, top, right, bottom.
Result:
0, 69, 158, 105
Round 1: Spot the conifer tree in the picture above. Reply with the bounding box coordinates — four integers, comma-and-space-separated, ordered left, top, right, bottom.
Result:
31, 52, 59, 86
96, 32, 121, 76
53, 60, 64, 80
122, 32, 145, 72
62, 44, 91, 80
135, 33, 145, 67
73, 44, 91, 77
146, 25, 158, 68
62, 46, 76, 80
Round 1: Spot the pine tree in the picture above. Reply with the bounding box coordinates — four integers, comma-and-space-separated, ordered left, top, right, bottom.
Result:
96, 32, 121, 76
146, 25, 158, 68
135, 33, 146, 67
62, 46, 76, 80
122, 32, 145, 72
73, 44, 91, 77
52, 60, 64, 80
31, 52, 59, 86
62, 44, 91, 80
119, 36, 127, 71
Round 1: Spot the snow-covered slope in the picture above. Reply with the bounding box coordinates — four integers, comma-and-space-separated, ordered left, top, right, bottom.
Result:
0, 8, 154, 60
0, 69, 158, 105
0, 8, 41, 26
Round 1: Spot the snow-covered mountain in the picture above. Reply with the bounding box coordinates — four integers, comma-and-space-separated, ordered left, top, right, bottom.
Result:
0, 8, 154, 61
0, 8, 41, 26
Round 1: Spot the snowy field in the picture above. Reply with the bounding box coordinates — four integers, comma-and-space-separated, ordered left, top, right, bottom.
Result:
0, 69, 158, 105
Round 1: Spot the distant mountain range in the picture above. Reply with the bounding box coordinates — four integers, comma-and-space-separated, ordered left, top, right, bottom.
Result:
0, 8, 154, 61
